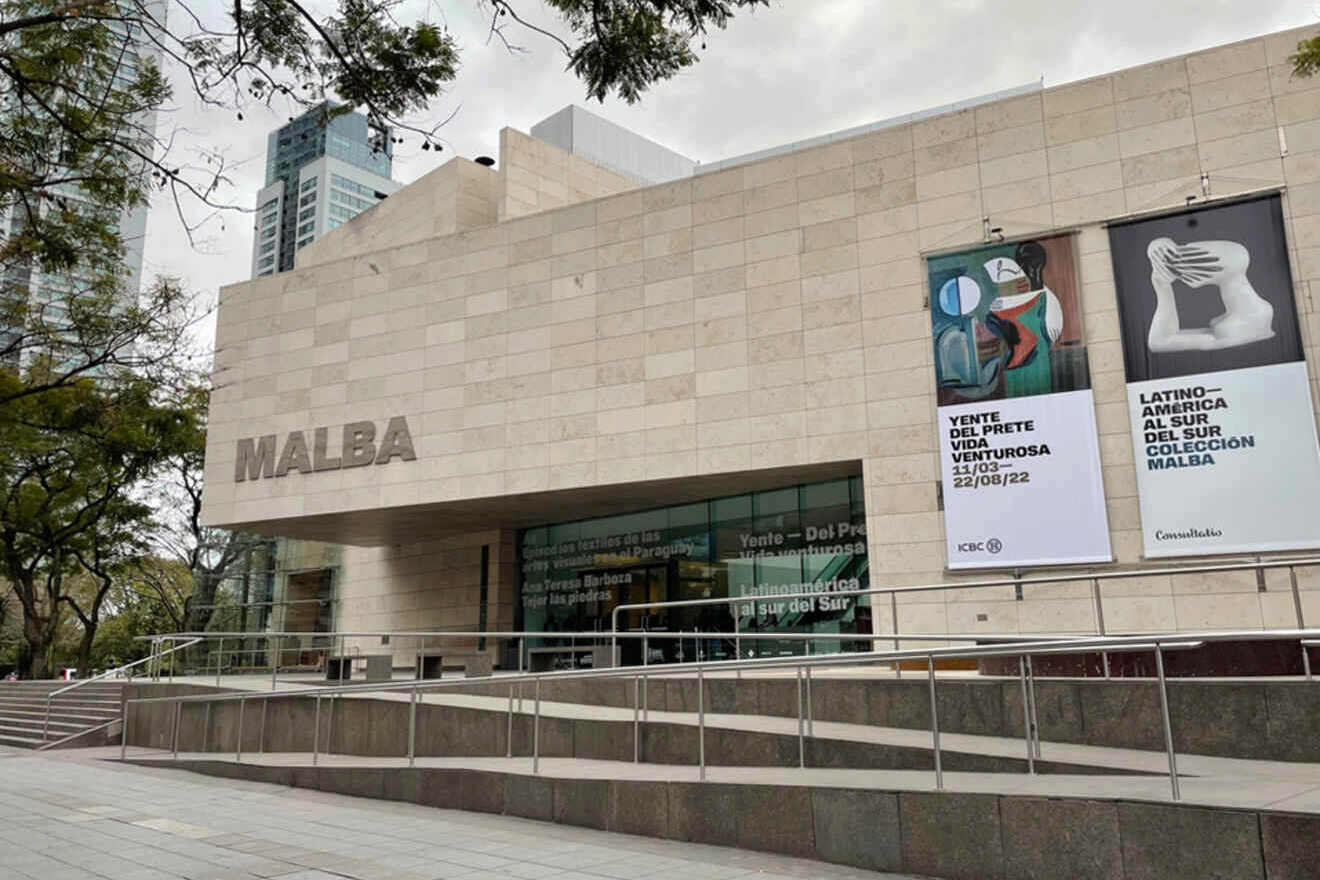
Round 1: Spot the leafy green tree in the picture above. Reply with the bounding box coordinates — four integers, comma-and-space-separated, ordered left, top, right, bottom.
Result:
1293, 32, 1320, 78
0, 0, 768, 395
88, 557, 193, 668
0, 584, 19, 673
121, 554, 195, 634
0, 0, 766, 271
0, 371, 198, 677
147, 385, 265, 634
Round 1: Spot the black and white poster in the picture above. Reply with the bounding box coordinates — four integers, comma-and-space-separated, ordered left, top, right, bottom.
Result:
1109, 194, 1320, 557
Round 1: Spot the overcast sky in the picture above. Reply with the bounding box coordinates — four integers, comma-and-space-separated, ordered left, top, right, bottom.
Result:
142, 1, 1319, 355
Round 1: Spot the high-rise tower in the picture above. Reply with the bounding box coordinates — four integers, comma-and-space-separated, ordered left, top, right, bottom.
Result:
251, 103, 400, 277
0, 1, 164, 368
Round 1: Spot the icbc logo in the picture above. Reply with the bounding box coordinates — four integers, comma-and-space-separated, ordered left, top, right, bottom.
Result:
957, 538, 1004, 553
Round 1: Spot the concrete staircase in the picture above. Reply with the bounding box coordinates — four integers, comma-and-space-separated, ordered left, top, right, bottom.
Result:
0, 680, 124, 749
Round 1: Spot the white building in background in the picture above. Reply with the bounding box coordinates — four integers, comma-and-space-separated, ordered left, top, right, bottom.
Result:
0, 2, 162, 366
530, 104, 697, 184
250, 104, 401, 278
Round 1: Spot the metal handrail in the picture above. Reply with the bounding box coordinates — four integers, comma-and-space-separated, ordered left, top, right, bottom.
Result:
42, 638, 201, 743
142, 629, 1083, 674
608, 554, 1320, 669
138, 619, 1315, 680
142, 629, 1093, 683
122, 628, 1266, 800
126, 631, 1210, 706
144, 629, 1085, 642
122, 628, 1320, 708
122, 627, 1320, 803
137, 556, 1318, 679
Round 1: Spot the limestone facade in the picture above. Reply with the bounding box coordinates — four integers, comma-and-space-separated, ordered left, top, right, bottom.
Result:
204, 26, 1320, 658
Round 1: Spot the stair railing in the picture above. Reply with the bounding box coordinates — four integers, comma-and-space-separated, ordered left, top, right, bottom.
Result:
42, 638, 201, 743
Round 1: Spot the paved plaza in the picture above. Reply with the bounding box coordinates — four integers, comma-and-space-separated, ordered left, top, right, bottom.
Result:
0, 747, 914, 880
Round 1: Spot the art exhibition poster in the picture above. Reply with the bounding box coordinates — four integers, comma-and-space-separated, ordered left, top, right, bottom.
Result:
1109, 193, 1320, 557
928, 233, 1112, 569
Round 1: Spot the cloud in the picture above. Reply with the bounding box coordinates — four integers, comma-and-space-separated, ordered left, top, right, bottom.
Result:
140, 0, 1318, 358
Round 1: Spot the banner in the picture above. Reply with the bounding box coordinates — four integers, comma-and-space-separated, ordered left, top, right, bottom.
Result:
928, 233, 1112, 569
1109, 194, 1320, 556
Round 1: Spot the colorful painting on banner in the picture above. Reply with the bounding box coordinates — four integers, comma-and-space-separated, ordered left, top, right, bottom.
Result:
926, 234, 1112, 570
1109, 194, 1320, 557
929, 234, 1088, 406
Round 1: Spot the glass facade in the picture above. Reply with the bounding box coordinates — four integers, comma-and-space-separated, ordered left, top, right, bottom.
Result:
262, 102, 392, 273
518, 477, 870, 666
181, 537, 343, 676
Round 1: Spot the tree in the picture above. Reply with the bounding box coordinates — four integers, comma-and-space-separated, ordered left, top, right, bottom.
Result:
0, 371, 197, 677
0, 0, 198, 405
147, 384, 265, 634
0, 0, 767, 257
0, 583, 19, 673
122, 554, 195, 633
0, 0, 770, 397
1293, 33, 1320, 78
89, 556, 193, 668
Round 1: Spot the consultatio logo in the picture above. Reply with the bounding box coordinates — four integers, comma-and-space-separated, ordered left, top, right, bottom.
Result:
1155, 527, 1223, 541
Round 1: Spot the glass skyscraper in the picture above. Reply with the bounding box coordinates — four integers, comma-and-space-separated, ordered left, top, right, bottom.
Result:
251, 103, 399, 276
0, 3, 162, 368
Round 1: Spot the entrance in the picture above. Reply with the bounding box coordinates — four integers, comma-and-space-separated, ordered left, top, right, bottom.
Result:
278, 568, 334, 670
517, 475, 870, 668
584, 562, 671, 666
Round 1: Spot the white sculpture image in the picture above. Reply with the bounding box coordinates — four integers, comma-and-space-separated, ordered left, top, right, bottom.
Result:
1144, 237, 1275, 353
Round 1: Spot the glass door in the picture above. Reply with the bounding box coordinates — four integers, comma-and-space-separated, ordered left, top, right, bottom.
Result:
607, 563, 670, 666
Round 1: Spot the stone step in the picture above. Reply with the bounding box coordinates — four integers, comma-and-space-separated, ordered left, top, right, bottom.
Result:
0, 709, 116, 727
0, 717, 87, 735
0, 692, 123, 705
0, 707, 121, 717
0, 682, 124, 748
0, 682, 124, 691
0, 696, 122, 712
0, 706, 119, 725
0, 731, 44, 749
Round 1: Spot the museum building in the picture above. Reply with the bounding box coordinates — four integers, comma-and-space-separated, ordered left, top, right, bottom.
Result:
201, 25, 1320, 668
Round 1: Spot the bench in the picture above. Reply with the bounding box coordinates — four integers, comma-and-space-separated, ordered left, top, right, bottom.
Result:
326, 654, 392, 682
415, 652, 492, 679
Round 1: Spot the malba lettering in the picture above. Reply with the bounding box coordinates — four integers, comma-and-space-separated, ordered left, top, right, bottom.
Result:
235, 417, 416, 482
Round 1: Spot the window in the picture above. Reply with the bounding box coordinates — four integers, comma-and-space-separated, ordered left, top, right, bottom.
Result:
296, 236, 314, 249
517, 476, 869, 665
297, 221, 315, 236
330, 189, 373, 211
330, 174, 385, 200
299, 192, 317, 208
259, 241, 275, 256
258, 255, 274, 269
298, 207, 315, 222
261, 226, 277, 241
300, 177, 318, 192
